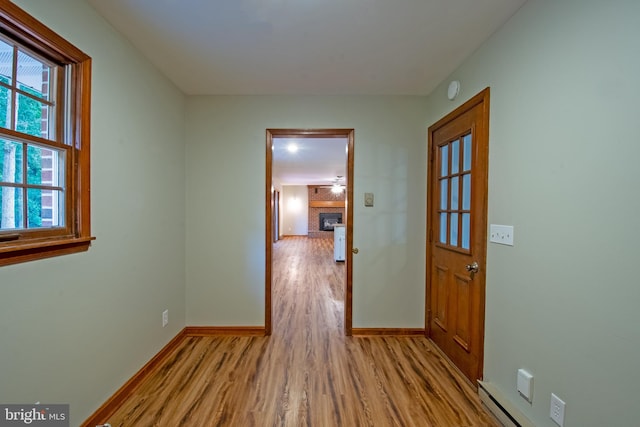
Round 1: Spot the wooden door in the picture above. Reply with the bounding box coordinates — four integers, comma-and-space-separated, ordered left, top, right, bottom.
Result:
427, 88, 490, 384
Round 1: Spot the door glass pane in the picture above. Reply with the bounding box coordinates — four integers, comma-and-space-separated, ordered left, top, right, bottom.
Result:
27, 188, 63, 228
451, 176, 459, 210
463, 134, 472, 171
440, 145, 448, 177
0, 186, 24, 229
451, 139, 459, 174
0, 140, 24, 183
462, 213, 470, 249
450, 213, 458, 246
439, 212, 447, 244
440, 179, 448, 210
462, 173, 471, 210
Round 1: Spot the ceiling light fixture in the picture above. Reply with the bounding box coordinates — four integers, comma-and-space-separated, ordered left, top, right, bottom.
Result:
287, 143, 298, 153
331, 175, 345, 194
331, 183, 344, 194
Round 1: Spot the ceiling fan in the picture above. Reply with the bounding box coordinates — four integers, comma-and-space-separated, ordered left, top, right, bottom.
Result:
318, 176, 345, 194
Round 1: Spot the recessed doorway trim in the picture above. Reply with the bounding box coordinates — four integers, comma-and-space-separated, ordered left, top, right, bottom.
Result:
266, 129, 355, 336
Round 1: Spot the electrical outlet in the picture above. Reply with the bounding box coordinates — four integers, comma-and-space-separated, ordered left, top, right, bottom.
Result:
489, 224, 514, 246
550, 393, 566, 426
162, 309, 169, 328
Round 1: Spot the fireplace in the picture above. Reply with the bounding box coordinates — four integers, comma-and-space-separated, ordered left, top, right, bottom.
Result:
319, 213, 342, 231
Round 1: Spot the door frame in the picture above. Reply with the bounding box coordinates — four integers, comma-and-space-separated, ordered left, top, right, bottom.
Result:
265, 128, 355, 336
425, 88, 490, 381
273, 189, 280, 242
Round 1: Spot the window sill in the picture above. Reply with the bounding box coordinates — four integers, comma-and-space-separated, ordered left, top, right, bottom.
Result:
0, 236, 96, 267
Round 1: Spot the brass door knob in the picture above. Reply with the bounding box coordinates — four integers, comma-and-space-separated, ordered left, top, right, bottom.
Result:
352, 248, 359, 254
465, 261, 479, 273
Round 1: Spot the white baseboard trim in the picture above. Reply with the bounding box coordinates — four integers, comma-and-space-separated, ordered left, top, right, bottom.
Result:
478, 381, 536, 427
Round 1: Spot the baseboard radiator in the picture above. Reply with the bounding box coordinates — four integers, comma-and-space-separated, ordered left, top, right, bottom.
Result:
478, 381, 536, 427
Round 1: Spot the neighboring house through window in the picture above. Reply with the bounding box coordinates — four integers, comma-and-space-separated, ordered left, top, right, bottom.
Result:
0, 2, 93, 266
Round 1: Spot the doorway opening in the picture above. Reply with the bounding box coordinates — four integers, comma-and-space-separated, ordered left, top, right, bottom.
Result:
265, 129, 354, 336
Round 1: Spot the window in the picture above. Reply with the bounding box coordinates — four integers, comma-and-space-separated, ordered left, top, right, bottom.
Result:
0, 3, 93, 266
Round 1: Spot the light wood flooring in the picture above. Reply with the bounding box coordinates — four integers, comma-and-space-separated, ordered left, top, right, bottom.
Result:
106, 236, 497, 426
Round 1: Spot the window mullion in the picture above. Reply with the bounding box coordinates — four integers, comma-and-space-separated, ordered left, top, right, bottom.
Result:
12, 86, 55, 107
57, 65, 65, 145
0, 129, 69, 150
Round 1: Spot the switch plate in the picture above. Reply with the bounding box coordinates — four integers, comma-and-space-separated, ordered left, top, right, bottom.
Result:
517, 369, 533, 403
550, 393, 566, 426
489, 224, 514, 246
162, 309, 169, 327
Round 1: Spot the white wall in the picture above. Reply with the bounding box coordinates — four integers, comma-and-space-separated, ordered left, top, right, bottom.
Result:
0, 1, 186, 425
281, 185, 308, 236
185, 96, 428, 328
424, 0, 640, 426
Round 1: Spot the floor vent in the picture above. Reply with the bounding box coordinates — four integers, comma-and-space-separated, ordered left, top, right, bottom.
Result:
478, 381, 535, 427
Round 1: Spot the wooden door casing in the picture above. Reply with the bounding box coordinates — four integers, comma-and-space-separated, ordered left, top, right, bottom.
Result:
266, 129, 355, 336
426, 88, 490, 384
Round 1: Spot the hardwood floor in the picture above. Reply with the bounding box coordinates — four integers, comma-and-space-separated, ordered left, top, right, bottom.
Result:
106, 236, 496, 426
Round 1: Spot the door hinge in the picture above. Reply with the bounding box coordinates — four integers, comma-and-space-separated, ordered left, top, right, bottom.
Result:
428, 229, 433, 242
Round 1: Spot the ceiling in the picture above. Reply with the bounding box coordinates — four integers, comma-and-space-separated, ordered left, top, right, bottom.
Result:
87, 0, 526, 96
86, 0, 525, 185
272, 138, 347, 186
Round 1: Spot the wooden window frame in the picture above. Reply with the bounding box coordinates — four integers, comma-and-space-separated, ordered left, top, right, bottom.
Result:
0, 2, 93, 266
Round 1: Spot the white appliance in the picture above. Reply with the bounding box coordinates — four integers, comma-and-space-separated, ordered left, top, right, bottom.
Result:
333, 224, 345, 262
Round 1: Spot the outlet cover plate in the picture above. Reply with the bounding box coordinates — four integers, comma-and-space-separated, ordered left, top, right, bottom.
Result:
489, 224, 514, 246
162, 309, 169, 328
550, 393, 566, 426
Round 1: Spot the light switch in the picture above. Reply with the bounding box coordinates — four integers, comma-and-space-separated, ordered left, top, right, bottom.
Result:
489, 224, 514, 246
364, 193, 374, 207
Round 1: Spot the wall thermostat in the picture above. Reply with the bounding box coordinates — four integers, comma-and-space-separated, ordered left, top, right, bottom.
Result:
364, 193, 374, 207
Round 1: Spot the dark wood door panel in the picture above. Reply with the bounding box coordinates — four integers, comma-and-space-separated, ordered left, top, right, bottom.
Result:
427, 88, 490, 384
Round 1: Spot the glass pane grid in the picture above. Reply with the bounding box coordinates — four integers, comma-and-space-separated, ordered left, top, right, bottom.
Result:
0, 44, 55, 139
1, 137, 64, 231
436, 136, 473, 251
